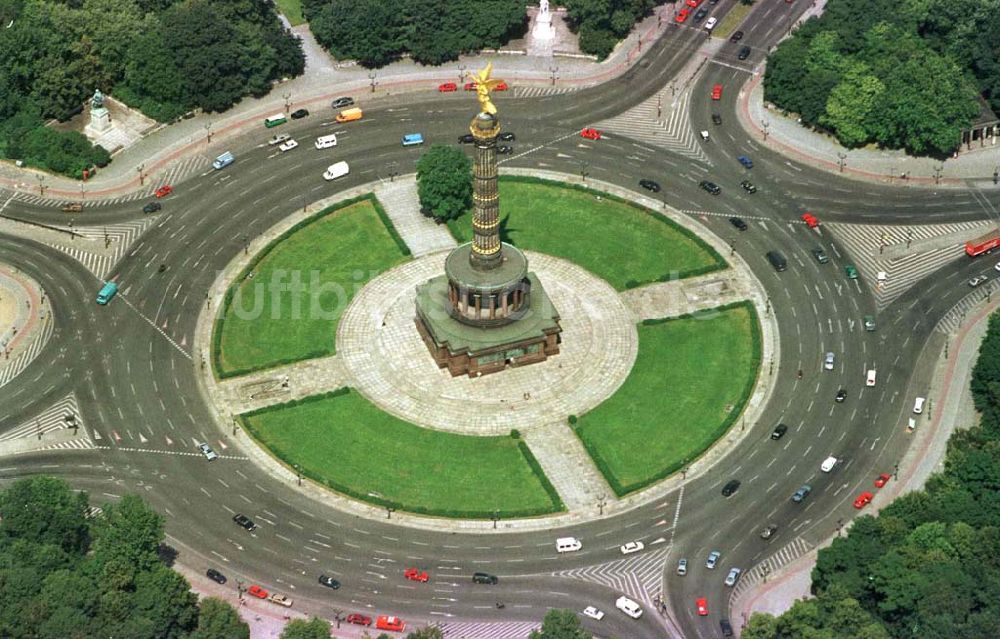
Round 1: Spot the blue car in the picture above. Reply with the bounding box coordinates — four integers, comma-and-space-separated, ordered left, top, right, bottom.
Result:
738, 155, 753, 169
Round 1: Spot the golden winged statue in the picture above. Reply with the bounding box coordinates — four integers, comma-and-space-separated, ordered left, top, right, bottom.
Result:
467, 62, 504, 115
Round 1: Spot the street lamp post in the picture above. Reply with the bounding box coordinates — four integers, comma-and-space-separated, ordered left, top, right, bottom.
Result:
204, 122, 212, 144
837, 152, 846, 173
37, 174, 46, 196
282, 92, 292, 113
368, 72, 378, 94
492, 509, 500, 529
549, 66, 559, 87
597, 494, 606, 516
889, 166, 896, 183
136, 163, 145, 186
762, 120, 770, 141
580, 162, 589, 184
458, 64, 466, 84
242, 235, 249, 255
656, 94, 662, 120
386, 506, 395, 519
934, 165, 943, 185
294, 464, 302, 486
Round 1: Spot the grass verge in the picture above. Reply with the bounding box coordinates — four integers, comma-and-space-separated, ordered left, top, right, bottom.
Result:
213, 195, 409, 378
241, 390, 564, 518
274, 0, 305, 26
446, 176, 724, 290
575, 302, 761, 495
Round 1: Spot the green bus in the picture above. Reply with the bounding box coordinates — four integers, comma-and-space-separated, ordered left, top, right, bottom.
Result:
264, 113, 287, 128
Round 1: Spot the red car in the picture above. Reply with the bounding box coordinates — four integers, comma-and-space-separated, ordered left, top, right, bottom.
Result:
463, 82, 476, 91
247, 584, 268, 599
404, 567, 429, 582
711, 84, 723, 100
696, 597, 708, 616
801, 212, 820, 228
346, 613, 372, 626
675, 7, 690, 23
494, 81, 509, 91
874, 473, 891, 488
154, 185, 173, 198
853, 491, 874, 509
685, 0, 703, 6
438, 82, 458, 92
581, 127, 602, 140
376, 616, 405, 632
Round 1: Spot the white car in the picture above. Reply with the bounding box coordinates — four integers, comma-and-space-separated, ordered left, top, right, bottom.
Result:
582, 606, 605, 621
198, 442, 218, 461
268, 593, 292, 607
267, 133, 290, 145
706, 550, 720, 569
615, 595, 643, 619
677, 558, 687, 575
821, 456, 838, 472
866, 369, 877, 387
704, 16, 718, 31
824, 352, 834, 370
620, 540, 644, 555
724, 567, 742, 587
278, 139, 298, 152
995, 261, 1000, 272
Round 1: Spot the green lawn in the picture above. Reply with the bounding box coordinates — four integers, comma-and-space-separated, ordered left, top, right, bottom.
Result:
576, 303, 760, 494
274, 0, 305, 26
447, 177, 724, 289
242, 390, 563, 518
214, 199, 409, 376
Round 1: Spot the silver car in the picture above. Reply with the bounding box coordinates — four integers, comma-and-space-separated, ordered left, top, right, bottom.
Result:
677, 558, 687, 576
706, 551, 721, 569
824, 352, 835, 370
198, 442, 218, 461
724, 567, 742, 587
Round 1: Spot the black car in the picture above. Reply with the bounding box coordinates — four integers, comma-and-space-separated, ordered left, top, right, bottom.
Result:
472, 572, 499, 584
458, 134, 475, 144
206, 568, 227, 585
498, 145, 513, 154
740, 180, 757, 194
738, 46, 752, 61
290, 108, 309, 119
766, 251, 788, 272
331, 96, 354, 109
498, 132, 515, 141
142, 202, 162, 214
720, 618, 734, 637
835, 389, 847, 403
712, 113, 722, 125
699, 180, 721, 195
771, 423, 788, 440
729, 217, 748, 231
693, 7, 708, 21
729, 30, 744, 43
639, 179, 661, 193
319, 574, 341, 589
721, 479, 741, 497
233, 514, 257, 531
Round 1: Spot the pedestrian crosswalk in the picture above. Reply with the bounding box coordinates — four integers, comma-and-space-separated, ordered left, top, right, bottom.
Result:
552, 545, 670, 606
512, 85, 579, 100
438, 620, 541, 639
0, 392, 93, 448
0, 311, 53, 389
935, 278, 1000, 335
593, 86, 710, 164
822, 220, 990, 310
56, 218, 158, 279
728, 536, 812, 605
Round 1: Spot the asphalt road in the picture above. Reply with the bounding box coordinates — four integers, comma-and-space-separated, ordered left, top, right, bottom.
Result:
2, 2, 1000, 638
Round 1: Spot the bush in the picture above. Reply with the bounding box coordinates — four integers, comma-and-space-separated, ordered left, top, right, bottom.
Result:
416, 145, 472, 222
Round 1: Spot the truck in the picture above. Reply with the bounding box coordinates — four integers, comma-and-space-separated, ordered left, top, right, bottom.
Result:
965, 227, 1000, 257
335, 107, 363, 123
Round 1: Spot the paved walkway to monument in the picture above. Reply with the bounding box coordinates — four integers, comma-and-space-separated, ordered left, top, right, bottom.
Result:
371, 180, 457, 257
0, 265, 48, 381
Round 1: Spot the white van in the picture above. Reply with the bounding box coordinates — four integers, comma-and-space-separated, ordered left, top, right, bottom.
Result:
821, 456, 838, 472
615, 595, 643, 619
315, 134, 338, 149
866, 369, 877, 387
555, 537, 582, 553
913, 397, 925, 414
323, 161, 349, 181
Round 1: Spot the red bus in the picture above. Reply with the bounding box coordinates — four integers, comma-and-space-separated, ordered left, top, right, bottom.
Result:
965, 228, 1000, 257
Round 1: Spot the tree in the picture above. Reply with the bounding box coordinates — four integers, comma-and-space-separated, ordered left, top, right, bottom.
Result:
279, 617, 332, 639
89, 493, 164, 582
189, 597, 249, 639
0, 476, 90, 555
309, 0, 401, 68
528, 609, 591, 639
820, 61, 884, 147
405, 626, 444, 639
416, 144, 472, 222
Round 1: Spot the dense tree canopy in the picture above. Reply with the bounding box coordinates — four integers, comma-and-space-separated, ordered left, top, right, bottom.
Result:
763, 0, 987, 155
746, 311, 1000, 637
0, 477, 249, 639
528, 609, 592, 639
0, 0, 304, 177
303, 0, 524, 67
562, 0, 656, 58
416, 144, 473, 222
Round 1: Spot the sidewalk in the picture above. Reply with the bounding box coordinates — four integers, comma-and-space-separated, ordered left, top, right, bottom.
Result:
732, 296, 998, 634
737, 0, 1000, 187
0, 7, 674, 200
